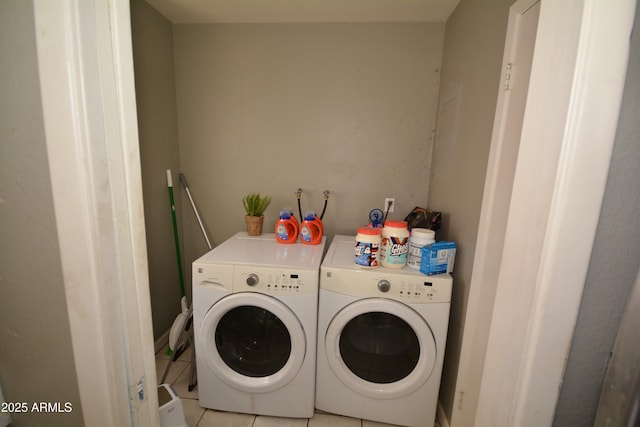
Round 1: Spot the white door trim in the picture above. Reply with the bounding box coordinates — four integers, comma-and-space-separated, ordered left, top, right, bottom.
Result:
474, 0, 636, 426
449, 1, 540, 425
33, 0, 158, 425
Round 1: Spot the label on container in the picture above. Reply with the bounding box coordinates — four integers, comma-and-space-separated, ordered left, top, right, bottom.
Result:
300, 225, 312, 243
354, 241, 380, 267
407, 242, 424, 268
276, 223, 290, 241
407, 239, 434, 268
381, 236, 408, 266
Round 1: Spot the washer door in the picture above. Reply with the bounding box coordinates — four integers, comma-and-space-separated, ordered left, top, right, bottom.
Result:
199, 292, 306, 393
325, 298, 436, 399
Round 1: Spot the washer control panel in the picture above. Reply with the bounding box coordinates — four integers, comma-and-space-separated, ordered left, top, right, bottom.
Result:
234, 267, 318, 295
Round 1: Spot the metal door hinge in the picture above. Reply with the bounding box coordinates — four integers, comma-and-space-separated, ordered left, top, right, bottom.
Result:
504, 62, 513, 91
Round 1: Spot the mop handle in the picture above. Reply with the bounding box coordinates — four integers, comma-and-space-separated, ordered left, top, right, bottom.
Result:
167, 169, 186, 298
180, 173, 213, 250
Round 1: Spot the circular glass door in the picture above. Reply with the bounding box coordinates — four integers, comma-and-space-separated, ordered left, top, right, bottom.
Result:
200, 293, 306, 393
325, 298, 436, 399
340, 311, 420, 384
216, 305, 291, 377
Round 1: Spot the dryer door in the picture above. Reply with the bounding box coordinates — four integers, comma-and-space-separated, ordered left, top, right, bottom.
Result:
199, 292, 306, 393
325, 297, 436, 399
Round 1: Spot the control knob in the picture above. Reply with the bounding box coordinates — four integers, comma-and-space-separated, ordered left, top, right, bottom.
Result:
246, 274, 259, 287
377, 279, 391, 293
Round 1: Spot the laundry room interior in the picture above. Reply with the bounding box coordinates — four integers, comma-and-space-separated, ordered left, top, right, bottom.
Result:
128, 0, 640, 426
3, 0, 638, 427
131, 0, 489, 424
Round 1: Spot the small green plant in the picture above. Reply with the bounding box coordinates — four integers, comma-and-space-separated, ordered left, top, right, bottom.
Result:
242, 193, 271, 217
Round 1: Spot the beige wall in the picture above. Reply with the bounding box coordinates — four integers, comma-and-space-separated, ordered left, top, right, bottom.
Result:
427, 0, 513, 421
131, 0, 184, 340
0, 0, 83, 424
173, 22, 445, 263
132, 18, 446, 341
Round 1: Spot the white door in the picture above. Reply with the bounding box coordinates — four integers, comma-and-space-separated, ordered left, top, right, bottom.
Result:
469, 1, 636, 425
451, 2, 540, 424
324, 298, 437, 399
199, 293, 306, 393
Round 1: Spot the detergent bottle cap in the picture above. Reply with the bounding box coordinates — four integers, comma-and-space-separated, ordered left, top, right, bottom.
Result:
304, 210, 317, 221
279, 210, 292, 220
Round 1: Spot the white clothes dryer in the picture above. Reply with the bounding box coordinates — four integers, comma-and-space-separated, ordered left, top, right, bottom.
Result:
192, 232, 325, 418
316, 235, 452, 427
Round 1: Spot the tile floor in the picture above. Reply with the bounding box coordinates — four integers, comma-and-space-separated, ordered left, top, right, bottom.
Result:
156, 344, 440, 427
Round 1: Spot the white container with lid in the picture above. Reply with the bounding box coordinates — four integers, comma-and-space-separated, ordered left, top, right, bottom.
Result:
354, 226, 382, 268
407, 228, 436, 269
380, 220, 409, 269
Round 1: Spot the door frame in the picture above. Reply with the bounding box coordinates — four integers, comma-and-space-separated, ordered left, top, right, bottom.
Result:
448, 1, 540, 425
449, 0, 637, 426
34, 0, 158, 425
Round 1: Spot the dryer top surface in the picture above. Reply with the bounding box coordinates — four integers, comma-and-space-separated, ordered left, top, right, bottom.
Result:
194, 232, 326, 270
324, 235, 449, 278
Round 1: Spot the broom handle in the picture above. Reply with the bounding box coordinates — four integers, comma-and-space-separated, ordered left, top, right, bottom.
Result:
167, 169, 186, 298
180, 173, 213, 250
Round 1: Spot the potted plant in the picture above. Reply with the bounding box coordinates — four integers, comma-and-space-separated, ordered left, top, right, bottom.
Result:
242, 192, 271, 236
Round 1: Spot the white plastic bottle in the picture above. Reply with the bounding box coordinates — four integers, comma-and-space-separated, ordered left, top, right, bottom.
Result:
380, 220, 409, 269
407, 228, 436, 269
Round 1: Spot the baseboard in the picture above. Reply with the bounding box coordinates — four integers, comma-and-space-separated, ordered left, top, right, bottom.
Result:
437, 399, 450, 427
154, 329, 170, 354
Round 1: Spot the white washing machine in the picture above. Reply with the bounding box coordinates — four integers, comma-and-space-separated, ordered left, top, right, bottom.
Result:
192, 232, 325, 418
316, 235, 452, 427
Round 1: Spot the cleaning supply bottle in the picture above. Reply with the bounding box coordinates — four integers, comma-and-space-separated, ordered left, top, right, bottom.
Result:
275, 209, 299, 244
285, 207, 299, 229
300, 210, 323, 245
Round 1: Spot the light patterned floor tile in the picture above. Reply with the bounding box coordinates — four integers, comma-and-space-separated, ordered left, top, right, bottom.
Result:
157, 342, 194, 362
197, 409, 256, 427
181, 398, 205, 427
254, 414, 309, 427
156, 357, 189, 385
171, 361, 198, 399
362, 419, 402, 426
308, 412, 361, 427
155, 356, 439, 427
155, 345, 171, 360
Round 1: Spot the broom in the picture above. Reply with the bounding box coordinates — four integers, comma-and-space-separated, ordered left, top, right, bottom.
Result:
166, 169, 187, 356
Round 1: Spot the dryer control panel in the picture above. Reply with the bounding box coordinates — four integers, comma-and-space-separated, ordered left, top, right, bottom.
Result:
321, 267, 452, 304
320, 235, 452, 303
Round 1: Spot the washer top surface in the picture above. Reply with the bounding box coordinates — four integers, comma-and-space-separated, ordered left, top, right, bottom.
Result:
195, 232, 326, 270
321, 235, 452, 303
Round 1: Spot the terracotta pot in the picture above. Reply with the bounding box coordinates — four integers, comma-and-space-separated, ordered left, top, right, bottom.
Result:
245, 215, 264, 236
